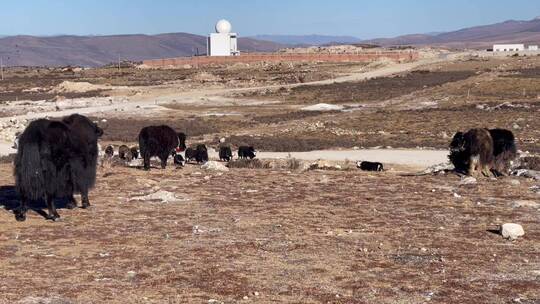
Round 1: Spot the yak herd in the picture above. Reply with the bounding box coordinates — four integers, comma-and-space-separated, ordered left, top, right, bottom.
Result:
10, 113, 518, 222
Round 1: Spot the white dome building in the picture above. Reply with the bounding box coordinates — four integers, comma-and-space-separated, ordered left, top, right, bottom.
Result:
207, 19, 239, 56
215, 19, 232, 34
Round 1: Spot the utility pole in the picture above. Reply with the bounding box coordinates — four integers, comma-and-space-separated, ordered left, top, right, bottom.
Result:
118, 54, 121, 73
0, 57, 3, 81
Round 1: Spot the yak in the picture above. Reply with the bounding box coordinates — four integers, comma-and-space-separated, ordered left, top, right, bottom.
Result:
104, 145, 114, 158
118, 145, 131, 161
357, 161, 384, 172
130, 146, 139, 159
195, 144, 209, 164
449, 128, 517, 177
185, 147, 197, 163
219, 146, 233, 162
173, 153, 185, 166
14, 114, 103, 221
449, 128, 494, 177
138, 125, 186, 170
238, 146, 256, 159
489, 128, 517, 176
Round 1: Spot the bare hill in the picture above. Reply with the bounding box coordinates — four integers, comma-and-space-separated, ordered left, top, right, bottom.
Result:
0, 33, 285, 67
365, 17, 540, 48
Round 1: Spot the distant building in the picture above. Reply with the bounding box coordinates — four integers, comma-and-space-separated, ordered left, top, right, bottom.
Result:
207, 19, 239, 56
493, 44, 525, 52
528, 45, 539, 51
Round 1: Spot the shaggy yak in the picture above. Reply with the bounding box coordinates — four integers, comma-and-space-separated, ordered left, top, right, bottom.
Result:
195, 144, 209, 164
138, 125, 186, 170
219, 146, 233, 162
489, 128, 517, 176
449, 128, 517, 176
184, 145, 208, 164
357, 161, 384, 172
14, 114, 103, 221
173, 153, 185, 166
104, 145, 114, 158
118, 145, 132, 161
449, 128, 494, 176
130, 146, 139, 159
238, 146, 256, 159
185, 147, 196, 163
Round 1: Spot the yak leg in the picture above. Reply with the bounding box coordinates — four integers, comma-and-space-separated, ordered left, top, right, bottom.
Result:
81, 189, 91, 209
45, 195, 60, 221
143, 154, 151, 171
160, 153, 169, 169
15, 194, 29, 222
66, 195, 78, 209
468, 155, 479, 177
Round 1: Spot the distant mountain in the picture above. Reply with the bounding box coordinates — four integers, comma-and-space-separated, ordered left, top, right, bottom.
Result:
364, 17, 540, 48
251, 34, 362, 46
0, 33, 286, 67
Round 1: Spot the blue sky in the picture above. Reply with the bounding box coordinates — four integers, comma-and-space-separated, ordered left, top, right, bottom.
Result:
0, 0, 539, 38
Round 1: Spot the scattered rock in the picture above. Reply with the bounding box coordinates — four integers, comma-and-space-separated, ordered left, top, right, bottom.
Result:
459, 176, 477, 186
201, 161, 229, 172
507, 179, 521, 186
511, 200, 539, 209
129, 191, 187, 203
513, 169, 540, 180
501, 223, 525, 240
126, 271, 137, 279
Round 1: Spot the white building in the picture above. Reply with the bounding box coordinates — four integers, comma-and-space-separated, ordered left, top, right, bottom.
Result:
528, 45, 539, 51
493, 44, 525, 52
207, 19, 239, 56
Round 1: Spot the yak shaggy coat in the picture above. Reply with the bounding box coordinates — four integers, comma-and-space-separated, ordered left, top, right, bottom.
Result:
138, 125, 186, 170
14, 114, 103, 221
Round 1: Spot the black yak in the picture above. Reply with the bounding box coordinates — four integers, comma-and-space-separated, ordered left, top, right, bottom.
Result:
104, 145, 114, 158
138, 125, 186, 170
14, 114, 103, 221
449, 128, 494, 177
118, 145, 131, 160
195, 144, 209, 164
489, 129, 517, 176
357, 161, 384, 172
130, 146, 139, 159
185, 147, 196, 163
219, 146, 233, 162
173, 153, 185, 166
238, 146, 256, 159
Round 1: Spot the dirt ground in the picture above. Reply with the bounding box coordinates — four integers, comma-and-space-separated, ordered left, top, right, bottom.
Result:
0, 53, 539, 303
0, 162, 539, 303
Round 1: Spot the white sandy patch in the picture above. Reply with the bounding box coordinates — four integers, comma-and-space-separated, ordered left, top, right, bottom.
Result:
301, 103, 344, 111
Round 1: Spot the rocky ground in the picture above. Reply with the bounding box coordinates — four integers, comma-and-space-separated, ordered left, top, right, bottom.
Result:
0, 161, 539, 303
0, 52, 539, 303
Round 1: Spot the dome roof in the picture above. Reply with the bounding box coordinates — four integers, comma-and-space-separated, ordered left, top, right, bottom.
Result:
215, 19, 232, 34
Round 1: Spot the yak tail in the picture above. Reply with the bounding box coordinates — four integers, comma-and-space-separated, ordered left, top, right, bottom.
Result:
14, 142, 45, 201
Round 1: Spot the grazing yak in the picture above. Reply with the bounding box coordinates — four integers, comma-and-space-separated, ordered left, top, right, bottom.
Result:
173, 153, 185, 166
449, 128, 516, 177
195, 144, 209, 163
14, 114, 103, 221
118, 145, 132, 161
238, 146, 256, 159
489, 128, 517, 176
219, 146, 233, 162
104, 145, 114, 158
357, 161, 384, 172
138, 125, 186, 170
184, 145, 209, 164
185, 147, 196, 163
130, 146, 139, 159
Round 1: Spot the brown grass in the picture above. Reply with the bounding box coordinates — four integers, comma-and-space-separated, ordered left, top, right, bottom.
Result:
0, 163, 538, 303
